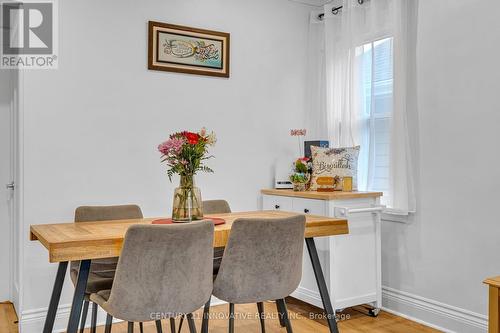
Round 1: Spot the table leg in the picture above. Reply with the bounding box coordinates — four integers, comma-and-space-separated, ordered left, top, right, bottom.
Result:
43, 261, 68, 333
489, 286, 500, 333
305, 238, 339, 333
67, 259, 91, 333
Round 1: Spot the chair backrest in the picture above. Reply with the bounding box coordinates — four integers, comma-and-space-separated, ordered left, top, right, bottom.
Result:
104, 222, 214, 322
75, 204, 143, 222
203, 200, 231, 214
213, 216, 306, 304
71, 205, 143, 273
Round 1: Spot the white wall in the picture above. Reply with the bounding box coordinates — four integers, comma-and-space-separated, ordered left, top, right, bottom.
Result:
19, 0, 311, 331
382, 1, 500, 332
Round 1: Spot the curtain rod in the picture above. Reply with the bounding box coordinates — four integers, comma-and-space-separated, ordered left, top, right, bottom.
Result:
318, 0, 365, 20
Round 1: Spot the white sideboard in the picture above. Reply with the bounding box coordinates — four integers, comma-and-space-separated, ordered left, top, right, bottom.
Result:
261, 189, 383, 313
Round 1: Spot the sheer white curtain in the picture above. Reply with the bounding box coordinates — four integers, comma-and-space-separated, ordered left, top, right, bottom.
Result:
321, 0, 417, 214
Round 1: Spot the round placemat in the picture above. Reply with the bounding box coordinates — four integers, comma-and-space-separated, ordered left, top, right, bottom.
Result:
151, 217, 225, 225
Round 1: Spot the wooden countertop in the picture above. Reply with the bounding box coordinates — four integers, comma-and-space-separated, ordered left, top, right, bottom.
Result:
484, 276, 500, 288
30, 210, 348, 263
261, 189, 383, 200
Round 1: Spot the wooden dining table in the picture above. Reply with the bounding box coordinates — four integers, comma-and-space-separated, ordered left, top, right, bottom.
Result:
30, 210, 349, 333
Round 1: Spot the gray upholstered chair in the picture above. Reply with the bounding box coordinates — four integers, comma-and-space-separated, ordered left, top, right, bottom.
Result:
71, 204, 143, 333
90, 221, 214, 333
203, 200, 231, 215
211, 215, 306, 333
203, 199, 231, 273
176, 200, 232, 333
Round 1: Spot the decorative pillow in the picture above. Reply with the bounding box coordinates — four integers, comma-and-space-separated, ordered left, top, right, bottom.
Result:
310, 146, 360, 191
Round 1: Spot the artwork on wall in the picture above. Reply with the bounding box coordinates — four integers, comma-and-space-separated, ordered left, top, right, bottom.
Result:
148, 21, 230, 78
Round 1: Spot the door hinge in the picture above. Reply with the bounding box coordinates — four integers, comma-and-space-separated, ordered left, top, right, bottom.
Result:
6, 182, 14, 190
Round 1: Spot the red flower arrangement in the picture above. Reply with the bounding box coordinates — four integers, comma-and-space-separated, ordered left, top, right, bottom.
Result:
158, 128, 216, 181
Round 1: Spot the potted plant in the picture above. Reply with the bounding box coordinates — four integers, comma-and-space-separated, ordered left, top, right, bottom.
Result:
289, 157, 311, 192
158, 128, 216, 222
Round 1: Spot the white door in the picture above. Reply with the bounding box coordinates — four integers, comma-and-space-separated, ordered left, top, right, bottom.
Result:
0, 70, 14, 301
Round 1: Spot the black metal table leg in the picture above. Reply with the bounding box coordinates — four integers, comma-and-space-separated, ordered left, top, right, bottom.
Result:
67, 259, 91, 333
43, 261, 68, 333
305, 238, 339, 333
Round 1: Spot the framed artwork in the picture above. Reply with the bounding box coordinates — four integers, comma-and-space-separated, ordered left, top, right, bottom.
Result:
148, 21, 230, 78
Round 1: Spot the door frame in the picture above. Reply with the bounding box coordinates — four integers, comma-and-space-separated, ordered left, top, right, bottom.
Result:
8, 69, 22, 313
0, 70, 14, 303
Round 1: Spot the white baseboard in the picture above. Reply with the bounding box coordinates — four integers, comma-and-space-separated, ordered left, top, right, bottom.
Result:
19, 287, 487, 333
382, 286, 487, 333
292, 285, 487, 333
210, 296, 226, 307
291, 286, 323, 308
19, 296, 226, 333
20, 303, 120, 333
291, 286, 377, 311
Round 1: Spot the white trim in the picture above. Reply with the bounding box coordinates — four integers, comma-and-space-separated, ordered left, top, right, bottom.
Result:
15, 69, 24, 315
382, 306, 454, 333
20, 304, 122, 333
291, 286, 323, 309
18, 286, 487, 333
291, 286, 379, 311
292, 285, 487, 333
382, 286, 487, 333
21, 304, 71, 333
5, 69, 15, 303
381, 212, 412, 223
209, 296, 226, 307
19, 296, 227, 333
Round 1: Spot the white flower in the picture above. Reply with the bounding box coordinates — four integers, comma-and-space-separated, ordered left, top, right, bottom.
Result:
207, 132, 217, 145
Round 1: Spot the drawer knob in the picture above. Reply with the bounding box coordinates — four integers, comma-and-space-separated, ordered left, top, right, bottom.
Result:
275, 205, 280, 210
304, 208, 310, 214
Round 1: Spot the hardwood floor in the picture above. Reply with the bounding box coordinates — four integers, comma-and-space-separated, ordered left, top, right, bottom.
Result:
0, 302, 18, 333
77, 298, 440, 333
0, 298, 439, 333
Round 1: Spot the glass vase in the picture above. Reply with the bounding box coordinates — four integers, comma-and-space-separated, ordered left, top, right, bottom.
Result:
172, 174, 203, 222
292, 182, 307, 192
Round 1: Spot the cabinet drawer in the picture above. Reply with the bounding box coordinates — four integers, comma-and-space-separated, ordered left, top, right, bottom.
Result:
291, 198, 326, 215
262, 195, 293, 212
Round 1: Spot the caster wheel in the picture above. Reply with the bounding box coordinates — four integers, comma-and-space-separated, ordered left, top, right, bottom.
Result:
368, 308, 380, 317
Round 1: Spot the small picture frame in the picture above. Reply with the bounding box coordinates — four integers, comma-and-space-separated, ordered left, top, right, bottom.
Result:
148, 21, 230, 78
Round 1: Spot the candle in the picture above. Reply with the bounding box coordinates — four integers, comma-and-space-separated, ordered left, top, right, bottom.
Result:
342, 176, 353, 192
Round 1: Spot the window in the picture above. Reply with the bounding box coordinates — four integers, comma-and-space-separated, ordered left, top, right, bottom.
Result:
357, 37, 393, 205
